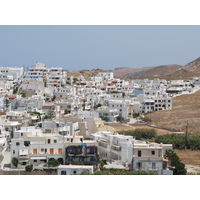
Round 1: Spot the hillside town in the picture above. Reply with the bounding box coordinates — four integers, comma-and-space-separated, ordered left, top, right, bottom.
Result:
0, 62, 200, 175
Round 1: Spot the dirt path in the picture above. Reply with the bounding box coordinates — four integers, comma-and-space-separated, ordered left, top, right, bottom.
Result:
146, 90, 200, 135
108, 124, 174, 135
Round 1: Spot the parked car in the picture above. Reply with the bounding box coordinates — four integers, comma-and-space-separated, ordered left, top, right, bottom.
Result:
137, 119, 144, 123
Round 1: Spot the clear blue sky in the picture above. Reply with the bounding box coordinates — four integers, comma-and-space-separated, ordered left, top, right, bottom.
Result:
0, 25, 200, 71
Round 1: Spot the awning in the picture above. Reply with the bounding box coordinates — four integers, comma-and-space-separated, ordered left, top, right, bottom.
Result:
111, 144, 121, 148
99, 139, 109, 143
19, 149, 28, 155
163, 158, 169, 162
30, 157, 46, 160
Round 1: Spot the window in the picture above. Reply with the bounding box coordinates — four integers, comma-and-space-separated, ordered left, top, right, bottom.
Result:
21, 133, 23, 136
138, 151, 141, 157
41, 148, 44, 152
73, 171, 77, 175
24, 141, 30, 147
34, 160, 37, 162
61, 171, 66, 175
54, 140, 57, 143
137, 162, 141, 169
48, 139, 50, 144
13, 150, 15, 154
58, 148, 62, 154
33, 149, 37, 154
50, 148, 54, 154
152, 162, 156, 169
16, 142, 20, 146
151, 151, 155, 155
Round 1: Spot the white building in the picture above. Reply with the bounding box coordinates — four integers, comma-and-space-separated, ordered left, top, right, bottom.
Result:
91, 132, 134, 166
47, 67, 66, 87
97, 106, 119, 122
97, 72, 114, 81
0, 67, 24, 82
28, 62, 47, 77
57, 165, 93, 175
107, 100, 130, 119
88, 76, 103, 86
135, 88, 172, 113
91, 131, 173, 175
10, 131, 98, 169
132, 140, 173, 175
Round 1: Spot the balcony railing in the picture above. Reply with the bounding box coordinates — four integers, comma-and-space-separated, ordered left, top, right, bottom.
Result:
19, 155, 29, 159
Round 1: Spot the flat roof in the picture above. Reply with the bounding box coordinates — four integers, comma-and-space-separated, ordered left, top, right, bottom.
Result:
58, 165, 93, 169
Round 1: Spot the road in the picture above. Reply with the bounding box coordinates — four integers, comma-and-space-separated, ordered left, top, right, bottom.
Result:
0, 143, 11, 169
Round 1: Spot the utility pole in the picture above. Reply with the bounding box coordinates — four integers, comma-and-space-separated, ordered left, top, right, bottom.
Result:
149, 112, 151, 125
185, 120, 189, 149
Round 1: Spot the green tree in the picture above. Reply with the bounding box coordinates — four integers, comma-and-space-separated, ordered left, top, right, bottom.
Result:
155, 134, 200, 150
42, 115, 49, 120
21, 92, 26, 98
80, 169, 156, 175
133, 112, 140, 118
13, 87, 18, 94
12, 157, 18, 168
116, 115, 124, 122
166, 150, 187, 175
25, 165, 33, 171
73, 78, 78, 83
48, 158, 60, 167
100, 116, 109, 122
64, 109, 70, 114
119, 128, 157, 140
47, 109, 54, 119
5, 98, 9, 108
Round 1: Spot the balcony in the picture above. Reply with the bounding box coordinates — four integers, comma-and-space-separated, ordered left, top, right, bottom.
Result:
111, 144, 121, 152
19, 155, 29, 160
30, 153, 47, 159
148, 167, 159, 171
98, 141, 108, 149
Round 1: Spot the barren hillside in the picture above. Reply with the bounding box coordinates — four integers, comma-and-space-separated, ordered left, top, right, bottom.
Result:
169, 57, 200, 79
146, 90, 200, 135
67, 69, 105, 79
113, 67, 153, 78
117, 57, 200, 80
125, 65, 182, 79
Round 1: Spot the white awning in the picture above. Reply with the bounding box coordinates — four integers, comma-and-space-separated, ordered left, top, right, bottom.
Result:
19, 149, 28, 155
30, 157, 46, 160
111, 144, 121, 148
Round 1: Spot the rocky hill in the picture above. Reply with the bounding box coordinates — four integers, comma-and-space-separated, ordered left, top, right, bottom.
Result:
67, 57, 200, 80
113, 66, 153, 78
169, 57, 200, 79
123, 65, 182, 79
67, 69, 105, 79
114, 57, 200, 80
145, 90, 200, 135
